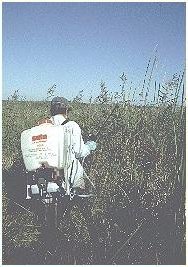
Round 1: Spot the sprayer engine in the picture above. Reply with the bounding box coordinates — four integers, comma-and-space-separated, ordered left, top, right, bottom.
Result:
26, 165, 65, 202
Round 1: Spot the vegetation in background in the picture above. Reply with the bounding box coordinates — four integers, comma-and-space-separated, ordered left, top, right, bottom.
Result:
2, 58, 186, 264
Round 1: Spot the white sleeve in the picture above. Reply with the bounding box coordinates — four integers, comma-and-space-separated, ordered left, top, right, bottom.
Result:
72, 122, 90, 158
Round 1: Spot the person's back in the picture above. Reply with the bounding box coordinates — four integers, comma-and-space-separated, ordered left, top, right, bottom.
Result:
49, 97, 96, 194
21, 96, 96, 198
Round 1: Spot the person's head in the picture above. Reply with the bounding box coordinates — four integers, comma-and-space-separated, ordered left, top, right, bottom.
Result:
50, 96, 71, 117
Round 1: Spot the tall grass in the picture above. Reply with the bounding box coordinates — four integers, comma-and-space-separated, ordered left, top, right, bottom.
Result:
2, 61, 186, 264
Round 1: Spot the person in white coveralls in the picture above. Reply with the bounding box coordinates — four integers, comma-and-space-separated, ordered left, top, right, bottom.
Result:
49, 96, 96, 195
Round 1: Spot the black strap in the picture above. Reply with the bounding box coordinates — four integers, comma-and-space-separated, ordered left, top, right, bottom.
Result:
61, 119, 69, 125
69, 160, 74, 190
61, 118, 73, 192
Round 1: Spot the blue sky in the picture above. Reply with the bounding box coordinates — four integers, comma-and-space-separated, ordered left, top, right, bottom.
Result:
2, 2, 185, 101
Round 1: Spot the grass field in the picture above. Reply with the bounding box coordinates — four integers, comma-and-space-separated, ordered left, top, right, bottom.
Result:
2, 74, 186, 264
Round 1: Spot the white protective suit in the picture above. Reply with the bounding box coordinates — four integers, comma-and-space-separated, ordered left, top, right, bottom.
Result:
50, 114, 91, 190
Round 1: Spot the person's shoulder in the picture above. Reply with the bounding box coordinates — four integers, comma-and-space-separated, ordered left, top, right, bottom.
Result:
65, 121, 82, 134
66, 120, 81, 129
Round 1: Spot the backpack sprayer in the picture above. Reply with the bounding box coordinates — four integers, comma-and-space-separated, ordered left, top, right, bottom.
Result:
21, 103, 119, 205
25, 165, 65, 202
21, 123, 68, 204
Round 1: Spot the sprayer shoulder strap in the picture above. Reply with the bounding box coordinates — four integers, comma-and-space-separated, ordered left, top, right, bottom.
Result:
61, 119, 69, 126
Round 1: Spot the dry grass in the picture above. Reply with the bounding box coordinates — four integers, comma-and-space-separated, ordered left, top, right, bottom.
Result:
2, 69, 185, 264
